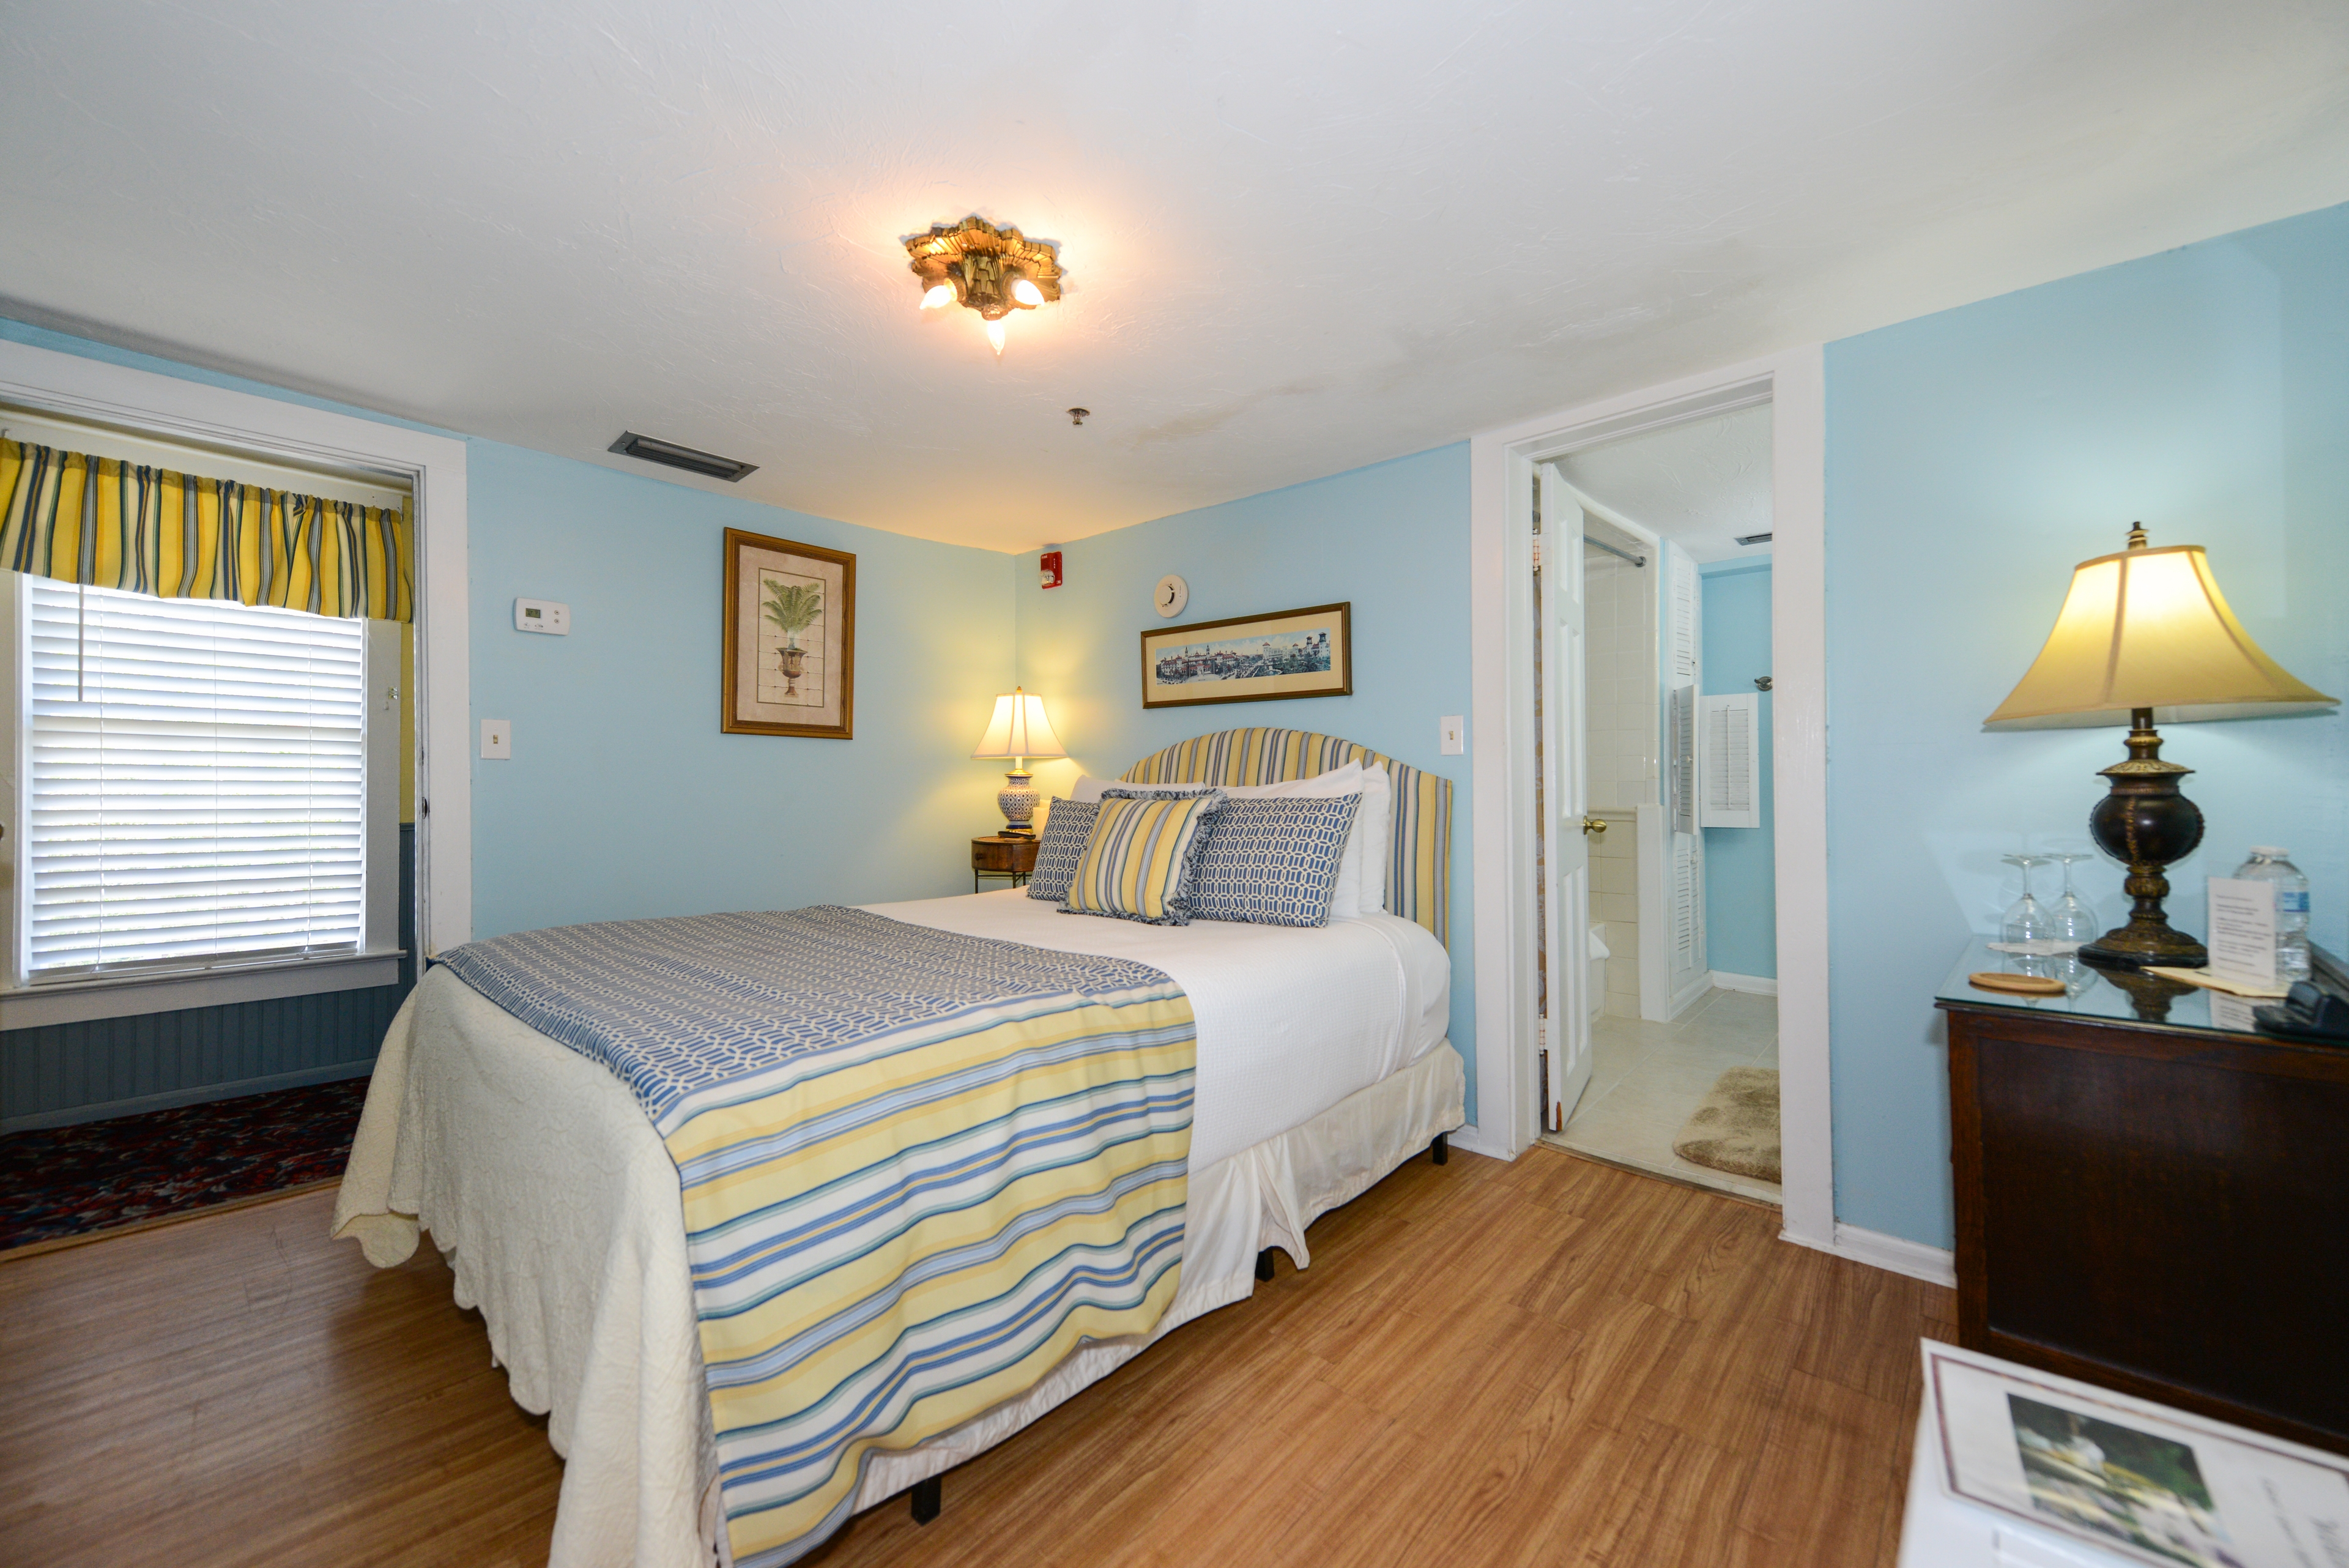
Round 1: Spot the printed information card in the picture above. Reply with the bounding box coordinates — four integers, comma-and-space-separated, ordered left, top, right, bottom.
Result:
2208, 878, 2277, 990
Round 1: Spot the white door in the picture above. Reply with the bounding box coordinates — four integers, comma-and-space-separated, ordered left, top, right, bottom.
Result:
1538, 464, 1593, 1132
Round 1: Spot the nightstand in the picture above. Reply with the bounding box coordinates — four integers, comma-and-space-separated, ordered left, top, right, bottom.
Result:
1937, 937, 2349, 1452
971, 835, 1038, 893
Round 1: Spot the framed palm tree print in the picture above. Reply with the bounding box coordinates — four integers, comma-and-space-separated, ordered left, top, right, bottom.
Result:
722, 528, 855, 738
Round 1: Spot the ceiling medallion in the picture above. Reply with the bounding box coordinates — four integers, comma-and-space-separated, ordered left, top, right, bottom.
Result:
904, 217, 1063, 358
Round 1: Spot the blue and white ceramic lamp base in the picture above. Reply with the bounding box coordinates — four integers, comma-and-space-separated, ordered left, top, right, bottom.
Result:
997, 770, 1039, 837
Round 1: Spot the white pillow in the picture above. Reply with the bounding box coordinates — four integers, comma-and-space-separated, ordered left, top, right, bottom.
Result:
1068, 775, 1115, 803
1348, 764, 1393, 916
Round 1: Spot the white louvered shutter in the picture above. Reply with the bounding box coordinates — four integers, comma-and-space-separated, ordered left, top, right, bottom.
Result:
1700, 693, 1761, 829
1668, 683, 1698, 835
1672, 833, 1701, 968
23, 580, 366, 976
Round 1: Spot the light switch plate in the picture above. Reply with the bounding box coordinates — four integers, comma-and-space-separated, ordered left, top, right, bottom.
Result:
481, 719, 512, 760
514, 598, 570, 634
1439, 715, 1464, 755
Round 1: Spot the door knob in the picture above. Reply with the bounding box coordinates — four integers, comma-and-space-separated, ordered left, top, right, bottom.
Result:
1581, 816, 1608, 836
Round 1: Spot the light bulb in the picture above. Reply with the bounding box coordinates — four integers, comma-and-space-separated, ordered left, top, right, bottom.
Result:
985, 319, 1006, 357
920, 283, 954, 310
1010, 278, 1044, 308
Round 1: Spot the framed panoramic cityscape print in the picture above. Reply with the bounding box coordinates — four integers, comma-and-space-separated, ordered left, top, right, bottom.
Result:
722, 527, 856, 738
1141, 602, 1351, 710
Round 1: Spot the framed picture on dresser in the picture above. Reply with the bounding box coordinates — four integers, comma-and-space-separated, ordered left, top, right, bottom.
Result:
722, 528, 855, 738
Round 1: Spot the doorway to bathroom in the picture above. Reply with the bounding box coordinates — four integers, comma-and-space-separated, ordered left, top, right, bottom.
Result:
1533, 400, 1781, 1205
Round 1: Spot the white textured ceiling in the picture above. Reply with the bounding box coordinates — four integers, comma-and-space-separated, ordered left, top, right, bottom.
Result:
1556, 404, 1773, 565
3, 2, 2345, 552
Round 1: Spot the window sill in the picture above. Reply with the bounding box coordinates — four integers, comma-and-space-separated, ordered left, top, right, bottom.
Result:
0, 949, 406, 1030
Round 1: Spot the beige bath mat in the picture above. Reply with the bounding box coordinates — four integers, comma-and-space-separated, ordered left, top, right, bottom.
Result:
1671, 1067, 1781, 1184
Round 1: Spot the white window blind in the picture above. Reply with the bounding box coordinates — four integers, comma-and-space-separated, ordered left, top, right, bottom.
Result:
23, 580, 366, 978
1700, 693, 1762, 829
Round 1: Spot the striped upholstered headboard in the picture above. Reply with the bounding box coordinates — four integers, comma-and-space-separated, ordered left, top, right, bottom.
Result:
1121, 727, 1453, 945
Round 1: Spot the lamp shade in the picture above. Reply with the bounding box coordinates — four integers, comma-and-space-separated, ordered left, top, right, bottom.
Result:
971, 688, 1066, 759
1984, 542, 2336, 730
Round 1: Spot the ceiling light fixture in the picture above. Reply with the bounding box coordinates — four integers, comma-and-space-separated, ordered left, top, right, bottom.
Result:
904, 216, 1064, 359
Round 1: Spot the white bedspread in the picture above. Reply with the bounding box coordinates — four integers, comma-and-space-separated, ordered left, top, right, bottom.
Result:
334, 892, 1457, 1568
862, 891, 1452, 1168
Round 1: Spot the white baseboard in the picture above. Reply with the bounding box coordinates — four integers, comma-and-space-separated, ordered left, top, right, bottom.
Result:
1, 1057, 376, 1133
1709, 970, 1779, 997
1793, 1222, 1956, 1287
1449, 1123, 1513, 1161
1664, 971, 1713, 1020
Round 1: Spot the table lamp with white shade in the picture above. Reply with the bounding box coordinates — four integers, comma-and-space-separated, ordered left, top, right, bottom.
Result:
1984, 525, 2337, 969
971, 687, 1066, 838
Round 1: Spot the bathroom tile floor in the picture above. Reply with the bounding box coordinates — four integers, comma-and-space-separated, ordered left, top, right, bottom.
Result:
1542, 986, 1783, 1206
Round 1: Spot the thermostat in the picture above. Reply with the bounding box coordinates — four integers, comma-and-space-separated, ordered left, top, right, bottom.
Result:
514, 598, 570, 634
1154, 575, 1189, 618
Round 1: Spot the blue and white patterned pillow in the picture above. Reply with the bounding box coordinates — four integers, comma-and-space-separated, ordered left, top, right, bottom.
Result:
1025, 799, 1100, 903
1186, 794, 1362, 927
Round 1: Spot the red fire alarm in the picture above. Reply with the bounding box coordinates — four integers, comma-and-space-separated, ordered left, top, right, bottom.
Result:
1039, 549, 1064, 589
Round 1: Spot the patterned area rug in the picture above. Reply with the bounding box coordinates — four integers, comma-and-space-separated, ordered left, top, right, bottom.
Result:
0, 1077, 369, 1254
1671, 1067, 1781, 1184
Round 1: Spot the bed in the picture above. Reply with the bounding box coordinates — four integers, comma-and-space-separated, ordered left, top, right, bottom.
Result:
333, 727, 1461, 1568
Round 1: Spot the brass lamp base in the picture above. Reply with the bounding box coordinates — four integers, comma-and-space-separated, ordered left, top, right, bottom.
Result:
2076, 709, 2206, 971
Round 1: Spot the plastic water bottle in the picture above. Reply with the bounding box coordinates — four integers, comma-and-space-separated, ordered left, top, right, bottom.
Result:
2235, 847, 2311, 981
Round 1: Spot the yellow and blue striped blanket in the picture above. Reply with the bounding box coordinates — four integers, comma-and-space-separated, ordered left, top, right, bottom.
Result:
439, 906, 1196, 1567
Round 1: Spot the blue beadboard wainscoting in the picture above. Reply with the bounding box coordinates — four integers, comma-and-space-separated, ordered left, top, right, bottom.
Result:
0, 828, 416, 1131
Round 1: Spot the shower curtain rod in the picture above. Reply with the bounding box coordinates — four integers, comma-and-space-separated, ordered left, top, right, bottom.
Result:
1585, 534, 1648, 568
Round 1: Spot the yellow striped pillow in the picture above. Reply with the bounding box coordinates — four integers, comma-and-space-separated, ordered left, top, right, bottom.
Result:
1060, 792, 1222, 925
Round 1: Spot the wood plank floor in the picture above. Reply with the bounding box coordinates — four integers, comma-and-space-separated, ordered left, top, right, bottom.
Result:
0, 1143, 1950, 1567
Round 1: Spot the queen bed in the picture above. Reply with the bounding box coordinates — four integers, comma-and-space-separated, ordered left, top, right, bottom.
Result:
333, 727, 1461, 1568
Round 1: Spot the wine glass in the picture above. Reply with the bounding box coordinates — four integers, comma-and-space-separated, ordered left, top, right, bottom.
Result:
2001, 853, 2051, 947
2048, 853, 2102, 949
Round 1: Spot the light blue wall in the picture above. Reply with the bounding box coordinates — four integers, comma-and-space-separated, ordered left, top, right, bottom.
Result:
1824, 201, 2349, 1248
465, 447, 1013, 937
0, 318, 1017, 945
1012, 445, 1480, 1120
1700, 560, 1775, 980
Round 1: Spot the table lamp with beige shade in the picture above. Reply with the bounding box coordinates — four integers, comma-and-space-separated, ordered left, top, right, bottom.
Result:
1985, 525, 2337, 969
971, 687, 1066, 838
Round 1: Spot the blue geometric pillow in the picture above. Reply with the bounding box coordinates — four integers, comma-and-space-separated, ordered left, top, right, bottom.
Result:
1025, 799, 1100, 902
1186, 794, 1362, 927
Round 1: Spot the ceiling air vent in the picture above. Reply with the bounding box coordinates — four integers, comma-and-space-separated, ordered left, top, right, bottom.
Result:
607, 431, 759, 483
1734, 532, 1772, 546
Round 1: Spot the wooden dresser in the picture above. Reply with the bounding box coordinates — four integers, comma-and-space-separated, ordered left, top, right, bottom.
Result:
1938, 940, 2349, 1454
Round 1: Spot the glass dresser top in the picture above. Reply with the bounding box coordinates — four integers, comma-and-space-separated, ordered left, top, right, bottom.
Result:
1934, 937, 2268, 1036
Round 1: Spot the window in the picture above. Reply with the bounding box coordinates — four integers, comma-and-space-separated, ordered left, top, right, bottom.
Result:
16, 579, 399, 982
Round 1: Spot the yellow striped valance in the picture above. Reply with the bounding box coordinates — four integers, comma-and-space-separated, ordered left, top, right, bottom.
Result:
0, 436, 412, 622
1123, 726, 1454, 945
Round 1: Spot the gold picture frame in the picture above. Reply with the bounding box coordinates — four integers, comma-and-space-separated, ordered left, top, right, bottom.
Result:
1140, 602, 1352, 710
722, 528, 855, 738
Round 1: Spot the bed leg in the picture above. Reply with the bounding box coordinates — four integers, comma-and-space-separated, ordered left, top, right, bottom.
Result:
911, 1474, 942, 1525
1255, 1247, 1276, 1283
1431, 1132, 1449, 1165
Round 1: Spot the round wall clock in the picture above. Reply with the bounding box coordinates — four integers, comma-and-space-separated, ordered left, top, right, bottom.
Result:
1154, 574, 1189, 618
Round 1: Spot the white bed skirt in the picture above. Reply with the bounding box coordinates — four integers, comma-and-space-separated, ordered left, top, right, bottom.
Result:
334, 969, 1464, 1568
